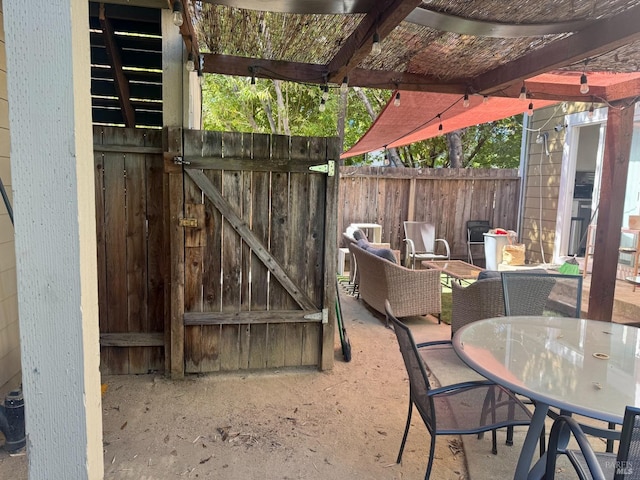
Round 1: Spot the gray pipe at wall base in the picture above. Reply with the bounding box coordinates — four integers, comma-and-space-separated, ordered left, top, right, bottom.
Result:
0, 389, 25, 453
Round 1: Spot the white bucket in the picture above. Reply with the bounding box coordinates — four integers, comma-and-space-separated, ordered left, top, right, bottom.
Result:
484, 233, 510, 270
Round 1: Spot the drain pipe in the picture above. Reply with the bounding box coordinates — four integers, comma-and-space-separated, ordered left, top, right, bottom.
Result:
0, 389, 26, 453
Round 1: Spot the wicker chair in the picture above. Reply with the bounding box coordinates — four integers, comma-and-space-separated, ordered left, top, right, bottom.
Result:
348, 242, 441, 321
385, 301, 533, 480
541, 406, 640, 480
450, 277, 504, 337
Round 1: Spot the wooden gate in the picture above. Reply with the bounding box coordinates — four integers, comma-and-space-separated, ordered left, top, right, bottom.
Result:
166, 129, 339, 376
94, 127, 166, 375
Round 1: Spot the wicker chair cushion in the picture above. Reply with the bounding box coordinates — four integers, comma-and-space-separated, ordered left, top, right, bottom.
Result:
352, 229, 369, 242
478, 270, 501, 280
356, 237, 396, 263
366, 247, 397, 264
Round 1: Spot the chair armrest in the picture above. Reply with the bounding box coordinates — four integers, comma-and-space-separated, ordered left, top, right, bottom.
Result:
545, 415, 607, 480
428, 379, 495, 397
417, 339, 452, 349
404, 238, 416, 267
404, 238, 416, 255
436, 238, 451, 258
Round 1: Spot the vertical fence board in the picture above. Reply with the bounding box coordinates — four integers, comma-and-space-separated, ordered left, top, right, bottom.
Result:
145, 131, 165, 372
124, 140, 148, 374
103, 131, 129, 374
94, 129, 109, 372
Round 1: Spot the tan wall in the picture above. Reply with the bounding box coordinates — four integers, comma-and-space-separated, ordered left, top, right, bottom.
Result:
521, 103, 591, 263
0, 2, 22, 392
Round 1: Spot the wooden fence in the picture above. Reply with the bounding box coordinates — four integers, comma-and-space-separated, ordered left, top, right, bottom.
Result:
338, 166, 521, 261
92, 126, 521, 376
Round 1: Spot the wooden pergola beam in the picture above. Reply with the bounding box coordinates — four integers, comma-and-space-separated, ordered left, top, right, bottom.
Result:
326, 0, 422, 84
587, 100, 635, 321
470, 3, 640, 95
201, 53, 467, 93
99, 4, 135, 127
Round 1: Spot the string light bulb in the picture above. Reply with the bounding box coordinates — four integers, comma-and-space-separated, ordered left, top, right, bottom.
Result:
340, 77, 348, 93
519, 84, 527, 101
172, 0, 184, 27
371, 32, 382, 55
394, 92, 401, 107
463, 93, 470, 108
185, 53, 195, 72
527, 102, 534, 116
437, 114, 443, 131
580, 73, 589, 94
483, 95, 489, 104
322, 85, 329, 101
319, 98, 326, 112
588, 102, 595, 119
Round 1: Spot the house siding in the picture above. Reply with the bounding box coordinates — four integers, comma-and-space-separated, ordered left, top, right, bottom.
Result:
0, 1, 22, 392
521, 107, 564, 263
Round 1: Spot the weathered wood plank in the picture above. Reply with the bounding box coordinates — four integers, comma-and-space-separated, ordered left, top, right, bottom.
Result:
321, 138, 340, 370
93, 145, 163, 154
184, 310, 320, 325
124, 130, 148, 374
165, 127, 185, 378
100, 333, 164, 347
103, 129, 128, 374
184, 156, 330, 172
184, 169, 205, 372
94, 129, 110, 373
185, 169, 317, 311
144, 130, 165, 373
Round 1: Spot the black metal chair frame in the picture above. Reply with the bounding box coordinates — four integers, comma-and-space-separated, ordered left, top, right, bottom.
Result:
543, 405, 640, 480
385, 300, 533, 480
466, 220, 491, 265
501, 271, 583, 318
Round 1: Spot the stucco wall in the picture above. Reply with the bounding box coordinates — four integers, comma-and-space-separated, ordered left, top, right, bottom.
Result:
0, 2, 22, 391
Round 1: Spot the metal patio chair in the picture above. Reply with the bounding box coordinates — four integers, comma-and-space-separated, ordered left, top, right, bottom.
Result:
450, 276, 504, 337
385, 300, 532, 480
501, 271, 584, 318
466, 220, 491, 265
542, 406, 640, 480
403, 221, 450, 269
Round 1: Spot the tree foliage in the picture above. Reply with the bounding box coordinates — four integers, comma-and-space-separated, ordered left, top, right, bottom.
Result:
201, 74, 522, 169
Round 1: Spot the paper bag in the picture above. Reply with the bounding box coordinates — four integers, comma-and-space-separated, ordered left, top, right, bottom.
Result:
502, 243, 525, 265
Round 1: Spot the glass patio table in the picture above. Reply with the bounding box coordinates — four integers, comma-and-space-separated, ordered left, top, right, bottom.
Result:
452, 316, 640, 480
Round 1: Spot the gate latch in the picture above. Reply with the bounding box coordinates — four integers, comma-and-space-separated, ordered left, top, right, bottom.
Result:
173, 156, 191, 165
309, 160, 335, 177
179, 218, 198, 228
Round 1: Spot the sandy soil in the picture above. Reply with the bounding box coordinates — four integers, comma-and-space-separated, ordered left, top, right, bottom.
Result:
0, 292, 468, 479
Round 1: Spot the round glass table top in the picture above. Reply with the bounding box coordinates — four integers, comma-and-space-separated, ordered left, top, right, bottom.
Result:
453, 316, 640, 424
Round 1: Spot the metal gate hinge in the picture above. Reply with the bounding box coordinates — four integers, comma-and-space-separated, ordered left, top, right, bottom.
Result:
179, 218, 198, 228
173, 156, 191, 165
309, 160, 335, 176
304, 308, 328, 323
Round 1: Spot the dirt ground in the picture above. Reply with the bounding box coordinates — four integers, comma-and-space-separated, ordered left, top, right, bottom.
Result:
0, 290, 471, 480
